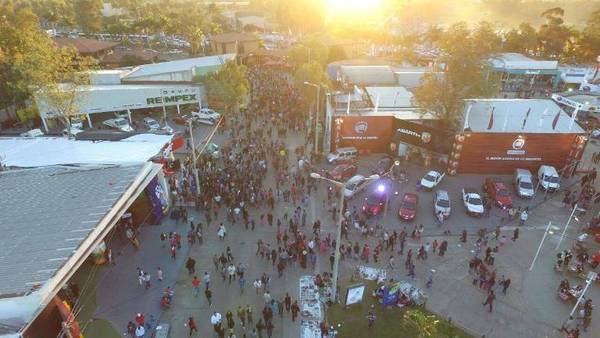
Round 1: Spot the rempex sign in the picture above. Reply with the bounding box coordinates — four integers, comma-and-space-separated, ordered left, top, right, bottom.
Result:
146, 94, 198, 105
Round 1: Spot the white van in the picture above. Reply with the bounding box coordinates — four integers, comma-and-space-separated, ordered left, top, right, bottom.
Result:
538, 165, 560, 192
326, 147, 358, 164
514, 169, 534, 198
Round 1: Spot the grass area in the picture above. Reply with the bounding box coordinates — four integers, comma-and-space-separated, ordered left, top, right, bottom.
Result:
69, 262, 121, 338
326, 280, 473, 338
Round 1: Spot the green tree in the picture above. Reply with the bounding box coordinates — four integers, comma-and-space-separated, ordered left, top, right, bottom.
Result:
403, 310, 440, 338
504, 22, 538, 55
413, 22, 498, 129
472, 21, 502, 55
293, 61, 330, 90
73, 0, 103, 33
574, 9, 600, 62
537, 7, 573, 59
288, 37, 329, 68
195, 61, 248, 114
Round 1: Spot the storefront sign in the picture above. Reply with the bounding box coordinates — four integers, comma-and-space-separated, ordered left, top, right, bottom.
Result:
146, 94, 198, 105
146, 177, 168, 222
332, 115, 395, 153
392, 119, 452, 155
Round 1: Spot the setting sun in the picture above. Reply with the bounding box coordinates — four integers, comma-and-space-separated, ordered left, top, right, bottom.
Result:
325, 0, 384, 22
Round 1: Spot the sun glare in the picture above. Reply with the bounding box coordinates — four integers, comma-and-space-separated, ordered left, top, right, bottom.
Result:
325, 0, 384, 22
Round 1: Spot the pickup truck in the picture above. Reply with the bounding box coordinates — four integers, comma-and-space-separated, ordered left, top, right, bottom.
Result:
102, 117, 133, 132
462, 188, 485, 217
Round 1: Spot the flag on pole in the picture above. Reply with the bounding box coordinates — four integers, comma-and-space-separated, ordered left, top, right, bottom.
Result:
552, 110, 561, 130
521, 108, 531, 129
538, 107, 548, 131
463, 103, 473, 131
487, 107, 495, 130
502, 106, 509, 132
346, 93, 351, 115
374, 94, 380, 113
569, 106, 580, 131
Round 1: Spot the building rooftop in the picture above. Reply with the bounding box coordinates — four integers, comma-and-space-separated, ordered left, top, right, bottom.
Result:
53, 37, 119, 55
364, 86, 415, 108
123, 54, 236, 79
0, 134, 173, 167
489, 52, 558, 71
340, 65, 398, 86
0, 165, 143, 297
463, 99, 584, 133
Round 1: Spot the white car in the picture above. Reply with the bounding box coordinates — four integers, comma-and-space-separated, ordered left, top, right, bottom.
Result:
103, 117, 134, 132
70, 117, 83, 129
462, 188, 485, 217
63, 125, 83, 136
343, 175, 370, 199
433, 190, 451, 219
192, 109, 221, 125
20, 128, 44, 137
143, 117, 160, 130
420, 170, 445, 190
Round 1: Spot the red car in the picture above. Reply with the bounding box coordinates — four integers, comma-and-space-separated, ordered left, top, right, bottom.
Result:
399, 193, 418, 221
483, 178, 513, 209
327, 164, 357, 181
362, 192, 386, 216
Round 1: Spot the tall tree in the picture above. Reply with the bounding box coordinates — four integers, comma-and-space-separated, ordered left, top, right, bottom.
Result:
537, 7, 572, 59
195, 61, 248, 114
504, 22, 538, 55
288, 37, 329, 69
575, 9, 600, 63
73, 0, 103, 33
413, 22, 498, 129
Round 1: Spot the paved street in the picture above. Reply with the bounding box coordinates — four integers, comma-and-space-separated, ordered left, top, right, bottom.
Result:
86, 117, 600, 338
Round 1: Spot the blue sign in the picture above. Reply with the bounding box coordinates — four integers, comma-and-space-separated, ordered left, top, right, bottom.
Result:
146, 177, 168, 222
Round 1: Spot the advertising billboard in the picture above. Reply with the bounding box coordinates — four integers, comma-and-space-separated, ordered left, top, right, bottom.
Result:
331, 115, 395, 153
392, 119, 453, 155
345, 283, 366, 306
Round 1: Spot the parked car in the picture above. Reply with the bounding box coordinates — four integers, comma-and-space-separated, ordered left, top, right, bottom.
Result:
514, 168, 534, 198
433, 190, 451, 219
20, 128, 44, 137
538, 165, 560, 192
326, 147, 358, 164
462, 188, 485, 217
398, 193, 418, 221
483, 177, 513, 209
199, 108, 221, 119
420, 170, 445, 190
143, 117, 161, 130
362, 191, 387, 216
62, 125, 83, 136
327, 164, 357, 181
343, 175, 370, 198
372, 156, 393, 175
192, 110, 220, 125
70, 117, 84, 129
102, 117, 133, 132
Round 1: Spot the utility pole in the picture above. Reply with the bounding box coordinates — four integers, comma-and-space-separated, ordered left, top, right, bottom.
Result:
529, 221, 553, 271
556, 203, 583, 250
304, 82, 320, 153
187, 119, 201, 196
570, 272, 597, 317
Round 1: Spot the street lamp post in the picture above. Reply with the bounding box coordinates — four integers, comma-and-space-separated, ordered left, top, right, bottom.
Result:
187, 119, 201, 196
382, 160, 401, 230
310, 172, 379, 303
304, 81, 320, 153
529, 221, 554, 271
555, 203, 584, 250
570, 272, 598, 317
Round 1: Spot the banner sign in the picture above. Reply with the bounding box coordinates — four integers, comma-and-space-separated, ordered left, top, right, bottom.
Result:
146, 176, 168, 222
382, 281, 402, 307
392, 119, 453, 155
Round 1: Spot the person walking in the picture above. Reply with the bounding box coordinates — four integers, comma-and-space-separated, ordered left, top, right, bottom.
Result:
205, 288, 213, 306
186, 257, 196, 276
502, 278, 511, 295
187, 316, 198, 336
203, 272, 210, 291
512, 228, 519, 241
156, 267, 163, 282
482, 290, 496, 312
237, 305, 247, 329
284, 293, 291, 312
226, 310, 235, 330
291, 301, 300, 322
366, 312, 376, 328
192, 276, 201, 297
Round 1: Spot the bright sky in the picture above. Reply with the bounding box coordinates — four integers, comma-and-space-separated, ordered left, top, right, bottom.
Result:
325, 0, 384, 22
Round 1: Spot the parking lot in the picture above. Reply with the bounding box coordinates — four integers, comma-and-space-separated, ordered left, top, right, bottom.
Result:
314, 153, 579, 236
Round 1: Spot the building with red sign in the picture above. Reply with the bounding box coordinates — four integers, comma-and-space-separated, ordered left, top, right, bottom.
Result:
448, 99, 587, 175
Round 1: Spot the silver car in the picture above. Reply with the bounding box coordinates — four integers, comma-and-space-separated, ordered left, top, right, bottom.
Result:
343, 175, 368, 199
433, 190, 451, 219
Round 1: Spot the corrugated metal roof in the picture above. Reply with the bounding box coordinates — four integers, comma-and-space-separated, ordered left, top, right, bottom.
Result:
340, 65, 397, 86
0, 165, 144, 296
123, 54, 236, 79
463, 99, 584, 133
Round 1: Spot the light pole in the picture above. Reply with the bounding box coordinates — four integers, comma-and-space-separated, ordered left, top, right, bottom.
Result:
382, 160, 401, 231
555, 203, 584, 250
570, 271, 597, 317
187, 119, 201, 196
310, 172, 379, 303
529, 221, 556, 271
304, 81, 320, 153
